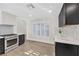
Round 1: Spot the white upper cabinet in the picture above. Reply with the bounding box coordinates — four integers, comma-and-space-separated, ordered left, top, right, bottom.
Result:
0, 10, 16, 25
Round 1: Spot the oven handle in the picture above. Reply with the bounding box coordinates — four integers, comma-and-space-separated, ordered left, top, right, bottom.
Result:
6, 38, 17, 40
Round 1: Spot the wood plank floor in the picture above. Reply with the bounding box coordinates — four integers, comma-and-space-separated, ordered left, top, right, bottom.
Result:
2, 40, 55, 56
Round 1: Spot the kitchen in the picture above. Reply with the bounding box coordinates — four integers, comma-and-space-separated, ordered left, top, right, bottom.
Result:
0, 10, 26, 55
0, 3, 79, 56
0, 3, 61, 56
55, 3, 79, 56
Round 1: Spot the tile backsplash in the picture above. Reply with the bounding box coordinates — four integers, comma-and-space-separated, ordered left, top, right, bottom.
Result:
60, 25, 79, 41
0, 25, 13, 35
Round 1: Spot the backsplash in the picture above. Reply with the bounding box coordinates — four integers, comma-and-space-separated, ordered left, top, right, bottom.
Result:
0, 25, 13, 35
59, 25, 79, 40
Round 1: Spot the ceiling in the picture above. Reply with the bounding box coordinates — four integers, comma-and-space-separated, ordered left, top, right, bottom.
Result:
0, 3, 63, 20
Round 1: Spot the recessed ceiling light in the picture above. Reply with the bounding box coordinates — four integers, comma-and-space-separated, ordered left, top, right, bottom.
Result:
28, 14, 32, 17
48, 10, 52, 13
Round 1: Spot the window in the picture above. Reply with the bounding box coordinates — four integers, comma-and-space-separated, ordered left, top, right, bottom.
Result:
32, 23, 49, 37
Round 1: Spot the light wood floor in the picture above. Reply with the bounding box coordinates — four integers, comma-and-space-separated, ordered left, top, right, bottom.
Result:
2, 40, 55, 56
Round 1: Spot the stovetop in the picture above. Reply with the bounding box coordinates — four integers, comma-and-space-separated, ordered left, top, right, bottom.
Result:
0, 34, 17, 37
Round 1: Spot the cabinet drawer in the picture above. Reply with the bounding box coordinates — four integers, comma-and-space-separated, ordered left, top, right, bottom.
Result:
55, 42, 78, 56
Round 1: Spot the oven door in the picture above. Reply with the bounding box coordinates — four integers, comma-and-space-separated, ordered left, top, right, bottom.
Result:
7, 38, 17, 47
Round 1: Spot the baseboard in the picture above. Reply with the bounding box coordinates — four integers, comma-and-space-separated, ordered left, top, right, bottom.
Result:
27, 39, 55, 45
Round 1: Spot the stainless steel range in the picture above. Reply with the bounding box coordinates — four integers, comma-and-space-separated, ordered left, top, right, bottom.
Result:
0, 34, 18, 53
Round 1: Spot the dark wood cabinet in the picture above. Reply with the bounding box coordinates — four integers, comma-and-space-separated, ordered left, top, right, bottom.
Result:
0, 38, 5, 54
59, 4, 65, 27
18, 34, 25, 46
59, 3, 79, 27
55, 42, 78, 56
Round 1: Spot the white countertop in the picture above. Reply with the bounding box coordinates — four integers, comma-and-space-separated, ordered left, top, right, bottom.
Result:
0, 36, 4, 38
55, 36, 79, 45
55, 25, 79, 45
15, 33, 25, 35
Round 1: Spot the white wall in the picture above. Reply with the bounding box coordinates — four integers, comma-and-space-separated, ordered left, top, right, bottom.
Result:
16, 17, 27, 35
26, 16, 58, 44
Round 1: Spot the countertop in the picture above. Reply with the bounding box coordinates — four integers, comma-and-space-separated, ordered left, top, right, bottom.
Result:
0, 36, 4, 38
55, 35, 79, 45
55, 25, 79, 45
15, 33, 25, 35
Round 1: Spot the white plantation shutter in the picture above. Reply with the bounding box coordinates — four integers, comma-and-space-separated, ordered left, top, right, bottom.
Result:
32, 23, 49, 37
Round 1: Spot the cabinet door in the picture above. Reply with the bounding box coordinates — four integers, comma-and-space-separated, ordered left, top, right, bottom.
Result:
59, 3, 79, 26
19, 34, 25, 45
59, 4, 65, 27
0, 38, 5, 54
19, 35, 23, 45
55, 42, 77, 56
22, 34, 25, 43
65, 3, 79, 25
77, 46, 79, 56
